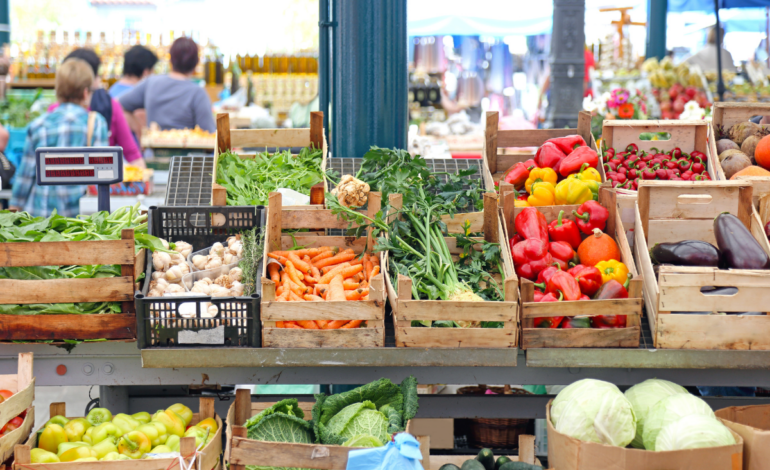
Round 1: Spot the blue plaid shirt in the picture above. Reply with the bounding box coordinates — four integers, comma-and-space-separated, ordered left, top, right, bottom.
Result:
10, 103, 108, 217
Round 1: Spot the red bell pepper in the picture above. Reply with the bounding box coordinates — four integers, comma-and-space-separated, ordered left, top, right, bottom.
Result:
572, 200, 609, 234
572, 265, 602, 296
534, 290, 545, 302
567, 264, 585, 277
560, 316, 592, 328
559, 147, 599, 177
547, 210, 582, 250
545, 270, 582, 301
534, 291, 563, 328
534, 142, 567, 171
593, 274, 630, 329
626, 143, 638, 154
691, 157, 705, 174
545, 135, 586, 155
549, 240, 578, 271
535, 264, 561, 287
512, 238, 552, 281
502, 159, 536, 189
515, 207, 549, 245
509, 234, 524, 250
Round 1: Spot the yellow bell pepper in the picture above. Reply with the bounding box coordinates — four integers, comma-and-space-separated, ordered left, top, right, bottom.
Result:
595, 260, 629, 285
527, 181, 555, 206
525, 167, 557, 194
514, 199, 530, 208
554, 178, 593, 205
569, 163, 602, 200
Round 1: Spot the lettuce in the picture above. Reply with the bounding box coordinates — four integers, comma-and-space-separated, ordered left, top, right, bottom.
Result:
342, 435, 384, 448
245, 399, 314, 470
326, 401, 389, 444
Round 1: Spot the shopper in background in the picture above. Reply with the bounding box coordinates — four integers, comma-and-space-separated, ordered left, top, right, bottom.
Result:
109, 45, 159, 99
684, 25, 737, 73
49, 48, 146, 169
10, 58, 108, 216
120, 37, 216, 135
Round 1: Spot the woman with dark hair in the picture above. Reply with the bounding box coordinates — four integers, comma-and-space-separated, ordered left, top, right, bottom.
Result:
120, 37, 215, 134
48, 48, 145, 168
110, 45, 159, 99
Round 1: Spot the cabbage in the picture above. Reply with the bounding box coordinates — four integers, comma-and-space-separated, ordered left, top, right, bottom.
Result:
551, 379, 620, 426
624, 379, 688, 448
325, 401, 390, 445
552, 379, 636, 447
655, 415, 736, 451
342, 435, 384, 448
643, 394, 714, 450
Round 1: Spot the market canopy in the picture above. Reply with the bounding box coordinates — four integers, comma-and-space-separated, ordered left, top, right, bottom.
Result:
668, 0, 770, 11
407, 0, 553, 36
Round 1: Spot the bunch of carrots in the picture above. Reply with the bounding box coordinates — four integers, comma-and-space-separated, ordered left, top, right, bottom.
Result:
266, 246, 380, 330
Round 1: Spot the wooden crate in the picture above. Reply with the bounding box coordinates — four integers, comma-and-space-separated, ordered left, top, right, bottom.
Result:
384, 192, 519, 348
0, 230, 141, 341
603, 119, 722, 234
0, 353, 34, 465
225, 390, 428, 470
211, 112, 327, 207
482, 110, 599, 191
14, 397, 222, 470
429, 435, 543, 470
260, 191, 386, 348
503, 187, 643, 349
634, 180, 770, 350
713, 102, 770, 187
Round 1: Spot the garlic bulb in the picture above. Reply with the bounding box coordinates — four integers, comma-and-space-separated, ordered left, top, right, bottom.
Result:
160, 238, 170, 250
178, 263, 190, 275
227, 236, 238, 248
191, 282, 212, 295
152, 271, 164, 281
205, 304, 219, 318
156, 278, 170, 290
192, 255, 207, 271
166, 284, 185, 294
169, 252, 186, 266
200, 277, 213, 285
214, 274, 232, 289
211, 242, 225, 257
230, 281, 244, 296
164, 265, 184, 283
223, 252, 235, 265
205, 257, 223, 270
174, 241, 193, 258
148, 287, 165, 298
210, 285, 230, 297
153, 251, 171, 271
229, 267, 243, 282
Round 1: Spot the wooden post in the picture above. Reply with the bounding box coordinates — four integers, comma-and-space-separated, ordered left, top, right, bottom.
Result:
485, 112, 499, 175
121, 229, 135, 314
598, 187, 617, 240
234, 389, 251, 427
501, 191, 516, 241
637, 183, 651, 243
216, 113, 231, 154
199, 397, 215, 421
230, 426, 248, 470
212, 184, 227, 206
366, 192, 382, 252
17, 353, 32, 391
483, 192, 499, 244
267, 192, 283, 254
738, 184, 754, 230
388, 194, 402, 224
518, 435, 536, 465
577, 110, 593, 146
13, 445, 29, 467
179, 436, 196, 459
310, 111, 324, 150
50, 402, 65, 418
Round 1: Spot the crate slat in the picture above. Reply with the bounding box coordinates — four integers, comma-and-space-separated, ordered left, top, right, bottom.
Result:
0, 314, 136, 340
0, 240, 134, 267
712, 102, 770, 181
0, 277, 133, 304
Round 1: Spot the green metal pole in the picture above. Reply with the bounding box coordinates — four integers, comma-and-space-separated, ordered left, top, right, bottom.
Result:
646, 0, 667, 60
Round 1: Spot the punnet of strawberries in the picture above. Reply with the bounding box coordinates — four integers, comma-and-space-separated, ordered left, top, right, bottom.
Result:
603, 143, 711, 191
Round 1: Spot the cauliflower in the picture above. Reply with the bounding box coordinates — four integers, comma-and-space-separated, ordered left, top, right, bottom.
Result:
332, 175, 370, 208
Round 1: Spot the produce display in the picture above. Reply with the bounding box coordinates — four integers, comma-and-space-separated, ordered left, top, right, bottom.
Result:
715, 120, 770, 179
602, 143, 712, 189
216, 147, 324, 206
499, 135, 602, 206
329, 148, 507, 328
437, 449, 543, 470
267, 247, 379, 312
0, 89, 43, 128
31, 403, 217, 462
142, 124, 215, 148
511, 205, 631, 329
642, 57, 712, 120
0, 388, 25, 438
244, 377, 418, 448
0, 204, 168, 315
551, 378, 735, 451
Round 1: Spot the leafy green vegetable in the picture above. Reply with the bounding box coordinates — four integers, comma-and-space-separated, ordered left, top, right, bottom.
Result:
216, 147, 324, 206
239, 225, 265, 296
0, 89, 43, 128
313, 376, 418, 445
342, 434, 383, 448
244, 399, 314, 470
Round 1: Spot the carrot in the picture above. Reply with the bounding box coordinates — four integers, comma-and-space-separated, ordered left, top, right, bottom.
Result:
328, 275, 347, 301
276, 286, 285, 296
310, 249, 336, 264
289, 291, 305, 301
364, 260, 374, 281
311, 265, 322, 279
305, 275, 319, 285
359, 280, 369, 289
345, 290, 362, 301
303, 255, 312, 264
286, 261, 307, 288
268, 253, 289, 265
314, 284, 330, 296
276, 321, 285, 328
303, 294, 324, 301
340, 320, 363, 329
370, 266, 380, 278
316, 320, 330, 328
357, 288, 370, 298
297, 320, 319, 329
343, 279, 360, 290
269, 251, 290, 258
323, 320, 349, 329
288, 253, 312, 274
349, 257, 364, 267
318, 263, 352, 284
315, 251, 356, 269
268, 263, 281, 283
283, 321, 303, 329
362, 294, 369, 301
277, 290, 290, 301
341, 264, 364, 279
371, 255, 380, 266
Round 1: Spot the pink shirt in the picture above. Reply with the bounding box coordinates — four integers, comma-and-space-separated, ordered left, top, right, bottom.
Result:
48, 99, 142, 163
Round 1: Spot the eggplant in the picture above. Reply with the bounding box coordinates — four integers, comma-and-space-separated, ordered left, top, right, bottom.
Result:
700, 286, 738, 295
714, 212, 770, 270
650, 241, 721, 267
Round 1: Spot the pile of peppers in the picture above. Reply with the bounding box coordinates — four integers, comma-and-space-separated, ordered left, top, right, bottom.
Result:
604, 144, 711, 190
510, 206, 631, 329
500, 135, 602, 207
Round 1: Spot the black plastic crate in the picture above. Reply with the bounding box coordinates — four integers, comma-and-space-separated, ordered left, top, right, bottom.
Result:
135, 205, 265, 349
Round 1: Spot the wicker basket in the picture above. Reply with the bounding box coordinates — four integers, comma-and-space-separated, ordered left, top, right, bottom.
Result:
457, 385, 533, 449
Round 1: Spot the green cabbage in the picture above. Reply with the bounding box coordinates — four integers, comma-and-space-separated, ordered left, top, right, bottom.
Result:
552, 379, 636, 447
326, 401, 390, 445
643, 394, 714, 450
624, 379, 688, 448
551, 379, 622, 426
245, 399, 314, 470
654, 415, 736, 451
342, 434, 384, 448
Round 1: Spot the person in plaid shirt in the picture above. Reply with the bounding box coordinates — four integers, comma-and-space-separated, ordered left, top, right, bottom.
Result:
10, 58, 108, 217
